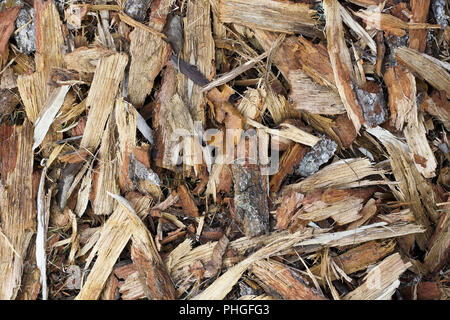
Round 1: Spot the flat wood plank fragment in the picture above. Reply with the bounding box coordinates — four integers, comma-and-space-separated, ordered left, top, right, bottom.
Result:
219, 0, 318, 36
80, 53, 128, 151
344, 253, 411, 300
0, 121, 34, 299
127, 0, 173, 107
178, 0, 214, 124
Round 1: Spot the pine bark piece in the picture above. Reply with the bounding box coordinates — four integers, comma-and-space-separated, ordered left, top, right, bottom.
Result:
232, 162, 270, 237
344, 253, 411, 300
409, 0, 431, 52
80, 53, 128, 151
355, 80, 387, 127
177, 0, 214, 124
295, 138, 337, 177
251, 259, 327, 300
124, 0, 152, 22
395, 46, 450, 99
127, 0, 173, 108
0, 121, 34, 300
310, 240, 396, 281
270, 143, 309, 193
323, 0, 365, 132
219, 0, 318, 36
177, 184, 199, 218
0, 5, 20, 67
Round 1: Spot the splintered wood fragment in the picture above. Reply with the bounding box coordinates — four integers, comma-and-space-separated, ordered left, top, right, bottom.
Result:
265, 90, 298, 125
171, 222, 422, 285
108, 193, 176, 300
80, 53, 128, 151
354, 9, 440, 37
310, 240, 395, 281
409, 0, 431, 52
127, 0, 173, 107
275, 191, 305, 230
202, 51, 268, 92
177, 184, 199, 218
0, 121, 34, 299
395, 47, 450, 99
424, 204, 450, 273
191, 227, 317, 300
383, 65, 436, 177
347, 198, 377, 229
282, 158, 385, 194
270, 143, 309, 193
384, 66, 416, 130
344, 253, 411, 300
289, 70, 345, 115
332, 113, 358, 148
339, 4, 376, 55
323, 0, 364, 132
403, 112, 437, 178
251, 259, 327, 300
366, 127, 439, 249
246, 118, 320, 147
32, 85, 70, 150
64, 46, 115, 74
219, 0, 318, 36
75, 195, 152, 300
231, 157, 270, 237
421, 91, 450, 131
236, 88, 267, 121
293, 188, 375, 226
0, 6, 20, 67
91, 117, 119, 215
178, 0, 214, 124
36, 167, 50, 300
